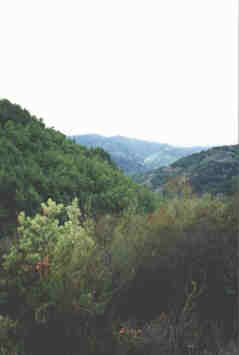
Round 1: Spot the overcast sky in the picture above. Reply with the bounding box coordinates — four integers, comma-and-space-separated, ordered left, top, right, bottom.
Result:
1, 0, 238, 147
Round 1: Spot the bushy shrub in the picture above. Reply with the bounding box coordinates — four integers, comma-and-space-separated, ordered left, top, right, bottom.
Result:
110, 192, 237, 343
1, 198, 120, 354
1, 192, 237, 354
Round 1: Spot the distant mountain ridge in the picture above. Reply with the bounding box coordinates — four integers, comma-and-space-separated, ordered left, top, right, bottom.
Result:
69, 134, 206, 175
136, 144, 239, 196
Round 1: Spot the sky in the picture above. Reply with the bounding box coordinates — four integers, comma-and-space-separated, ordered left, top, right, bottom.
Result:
1, 0, 238, 147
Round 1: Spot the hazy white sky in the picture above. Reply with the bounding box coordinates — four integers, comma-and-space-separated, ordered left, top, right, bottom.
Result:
1, 0, 238, 147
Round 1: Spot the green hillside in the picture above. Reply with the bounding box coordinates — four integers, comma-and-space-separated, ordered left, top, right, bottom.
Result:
0, 100, 155, 238
137, 144, 239, 196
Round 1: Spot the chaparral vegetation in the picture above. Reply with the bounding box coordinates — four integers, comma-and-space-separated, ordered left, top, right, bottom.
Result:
0, 100, 238, 355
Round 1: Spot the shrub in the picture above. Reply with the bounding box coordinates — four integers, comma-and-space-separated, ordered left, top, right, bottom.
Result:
110, 193, 237, 343
1, 198, 120, 354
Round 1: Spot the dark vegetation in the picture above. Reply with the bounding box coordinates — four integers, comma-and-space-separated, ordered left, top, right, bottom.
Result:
0, 99, 238, 355
70, 134, 205, 175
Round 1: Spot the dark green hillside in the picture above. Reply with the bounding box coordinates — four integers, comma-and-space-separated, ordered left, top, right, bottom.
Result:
70, 134, 206, 175
0, 100, 155, 238
138, 144, 239, 196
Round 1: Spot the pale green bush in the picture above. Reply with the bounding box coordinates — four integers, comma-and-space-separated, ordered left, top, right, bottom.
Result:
1, 199, 122, 354
2, 199, 100, 316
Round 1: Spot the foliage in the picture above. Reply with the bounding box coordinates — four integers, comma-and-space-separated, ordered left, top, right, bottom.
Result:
110, 191, 238, 345
0, 315, 20, 354
0, 190, 237, 354
0, 99, 155, 239
1, 198, 125, 354
0, 99, 237, 354
3, 199, 106, 315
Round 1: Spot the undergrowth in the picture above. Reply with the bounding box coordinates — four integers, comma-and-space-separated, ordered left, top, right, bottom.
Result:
0, 192, 237, 354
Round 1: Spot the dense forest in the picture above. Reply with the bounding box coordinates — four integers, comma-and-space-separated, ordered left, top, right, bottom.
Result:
0, 99, 155, 238
0, 100, 238, 355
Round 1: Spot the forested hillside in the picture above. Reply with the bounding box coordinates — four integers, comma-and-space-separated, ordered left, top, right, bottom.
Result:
69, 134, 205, 175
136, 144, 239, 197
0, 99, 155, 238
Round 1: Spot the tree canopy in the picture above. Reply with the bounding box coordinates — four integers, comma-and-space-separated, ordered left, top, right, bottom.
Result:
0, 99, 155, 237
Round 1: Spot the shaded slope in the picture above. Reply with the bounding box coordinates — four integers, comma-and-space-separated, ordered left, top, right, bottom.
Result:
137, 145, 239, 196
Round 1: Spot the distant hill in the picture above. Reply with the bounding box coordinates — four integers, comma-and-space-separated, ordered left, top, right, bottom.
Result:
69, 134, 206, 175
136, 144, 239, 196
